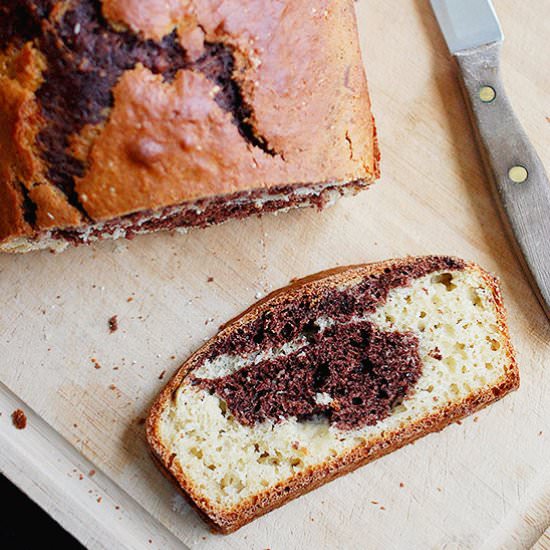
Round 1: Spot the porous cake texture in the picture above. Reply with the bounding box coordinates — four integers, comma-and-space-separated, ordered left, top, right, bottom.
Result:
147, 257, 518, 532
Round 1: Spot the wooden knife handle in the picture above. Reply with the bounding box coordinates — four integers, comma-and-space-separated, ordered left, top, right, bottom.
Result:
455, 42, 550, 319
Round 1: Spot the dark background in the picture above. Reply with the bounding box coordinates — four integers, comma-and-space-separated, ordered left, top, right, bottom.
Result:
1, 474, 83, 548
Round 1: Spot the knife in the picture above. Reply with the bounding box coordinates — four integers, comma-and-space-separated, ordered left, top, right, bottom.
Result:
430, 0, 550, 320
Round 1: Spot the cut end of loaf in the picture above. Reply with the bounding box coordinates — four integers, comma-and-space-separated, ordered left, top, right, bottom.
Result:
147, 256, 518, 533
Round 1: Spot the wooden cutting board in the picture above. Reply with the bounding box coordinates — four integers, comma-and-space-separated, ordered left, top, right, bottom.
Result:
1, 1, 549, 548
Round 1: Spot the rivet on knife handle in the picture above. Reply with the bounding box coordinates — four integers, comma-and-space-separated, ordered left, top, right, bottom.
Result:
455, 43, 550, 319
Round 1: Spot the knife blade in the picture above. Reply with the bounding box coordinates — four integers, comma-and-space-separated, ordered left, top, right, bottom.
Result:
431, 0, 550, 320
431, 0, 503, 53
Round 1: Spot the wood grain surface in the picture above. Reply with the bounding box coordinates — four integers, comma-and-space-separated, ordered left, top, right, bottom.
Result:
0, 1, 549, 548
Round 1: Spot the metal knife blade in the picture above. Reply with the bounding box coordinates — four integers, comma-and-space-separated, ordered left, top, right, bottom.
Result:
430, 0, 503, 53
430, 0, 550, 320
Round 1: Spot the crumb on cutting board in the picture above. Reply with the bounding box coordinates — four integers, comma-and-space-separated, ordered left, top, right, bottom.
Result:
91, 357, 101, 369
108, 315, 118, 333
11, 409, 27, 430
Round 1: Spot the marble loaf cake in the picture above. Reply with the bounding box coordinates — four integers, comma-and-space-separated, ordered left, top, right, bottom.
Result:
0, 0, 379, 252
147, 256, 519, 533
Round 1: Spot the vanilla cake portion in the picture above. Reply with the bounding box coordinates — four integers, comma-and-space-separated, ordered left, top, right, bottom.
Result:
147, 257, 518, 533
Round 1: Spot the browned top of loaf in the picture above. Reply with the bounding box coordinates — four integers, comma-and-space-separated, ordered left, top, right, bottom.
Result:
0, 0, 379, 244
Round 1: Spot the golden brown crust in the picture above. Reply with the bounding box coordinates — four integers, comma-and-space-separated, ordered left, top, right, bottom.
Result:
0, 46, 40, 242
0, 41, 81, 242
102, 0, 191, 41
146, 256, 519, 533
75, 0, 377, 220
0, 0, 378, 247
